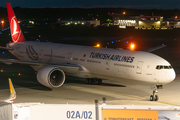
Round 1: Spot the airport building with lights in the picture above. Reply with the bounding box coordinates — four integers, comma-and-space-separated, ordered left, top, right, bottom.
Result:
56, 19, 100, 27
109, 13, 164, 29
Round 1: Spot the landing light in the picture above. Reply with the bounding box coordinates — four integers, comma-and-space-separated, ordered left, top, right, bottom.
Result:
94, 44, 100, 47
130, 43, 135, 50
18, 73, 21, 76
1, 70, 3, 72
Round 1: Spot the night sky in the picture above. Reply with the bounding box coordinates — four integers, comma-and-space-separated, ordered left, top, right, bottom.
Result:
1, 0, 180, 9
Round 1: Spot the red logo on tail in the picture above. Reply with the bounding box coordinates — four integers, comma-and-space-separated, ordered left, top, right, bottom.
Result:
11, 16, 21, 42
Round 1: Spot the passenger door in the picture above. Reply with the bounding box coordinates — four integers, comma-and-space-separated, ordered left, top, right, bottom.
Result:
136, 61, 143, 74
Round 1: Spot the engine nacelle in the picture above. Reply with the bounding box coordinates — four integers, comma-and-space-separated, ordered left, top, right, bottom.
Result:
37, 66, 65, 88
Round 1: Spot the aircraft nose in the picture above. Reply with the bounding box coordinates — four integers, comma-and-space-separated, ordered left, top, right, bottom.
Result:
166, 69, 176, 83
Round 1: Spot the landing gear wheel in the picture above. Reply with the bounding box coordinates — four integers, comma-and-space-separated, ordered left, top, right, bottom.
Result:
150, 85, 160, 101
92, 79, 97, 85
86, 78, 102, 85
149, 95, 159, 101
154, 95, 159, 101
150, 95, 153, 101
98, 79, 102, 85
88, 79, 92, 84
86, 79, 89, 84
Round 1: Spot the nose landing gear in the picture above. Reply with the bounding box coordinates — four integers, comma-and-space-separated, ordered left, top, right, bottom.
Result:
150, 85, 163, 101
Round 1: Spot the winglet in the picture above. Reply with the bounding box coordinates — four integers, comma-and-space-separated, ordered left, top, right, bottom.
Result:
9, 78, 16, 96
6, 2, 25, 43
1, 78, 16, 103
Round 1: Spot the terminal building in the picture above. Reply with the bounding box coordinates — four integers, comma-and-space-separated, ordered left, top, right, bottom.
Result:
109, 13, 164, 29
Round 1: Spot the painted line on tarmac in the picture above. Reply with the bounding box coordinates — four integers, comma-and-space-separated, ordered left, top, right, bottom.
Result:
68, 84, 147, 100
69, 84, 180, 106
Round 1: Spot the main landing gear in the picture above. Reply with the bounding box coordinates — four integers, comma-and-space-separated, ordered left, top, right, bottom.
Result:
86, 78, 102, 85
150, 85, 163, 101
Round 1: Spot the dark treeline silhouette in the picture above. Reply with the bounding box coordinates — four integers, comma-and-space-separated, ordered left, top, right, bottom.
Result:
0, 7, 180, 21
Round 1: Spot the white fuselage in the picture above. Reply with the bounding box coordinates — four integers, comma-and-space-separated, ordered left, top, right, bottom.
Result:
7, 41, 176, 86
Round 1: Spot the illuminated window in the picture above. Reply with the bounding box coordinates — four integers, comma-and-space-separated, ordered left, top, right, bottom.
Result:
151, 18, 154, 20
141, 18, 146, 20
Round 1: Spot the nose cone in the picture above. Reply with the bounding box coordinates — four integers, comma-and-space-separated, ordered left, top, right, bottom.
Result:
165, 69, 176, 83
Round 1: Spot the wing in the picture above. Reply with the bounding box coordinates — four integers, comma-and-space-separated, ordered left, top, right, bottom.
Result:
0, 58, 87, 74
143, 44, 166, 52
0, 46, 13, 50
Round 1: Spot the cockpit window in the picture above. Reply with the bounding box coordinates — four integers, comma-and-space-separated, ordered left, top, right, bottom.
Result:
156, 65, 173, 70
164, 66, 169, 69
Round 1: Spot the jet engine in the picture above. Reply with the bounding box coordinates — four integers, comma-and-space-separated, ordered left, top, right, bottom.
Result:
37, 66, 65, 88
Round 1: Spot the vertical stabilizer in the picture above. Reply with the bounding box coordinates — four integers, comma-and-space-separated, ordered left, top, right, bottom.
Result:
0, 78, 16, 103
9, 78, 16, 97
6, 2, 25, 42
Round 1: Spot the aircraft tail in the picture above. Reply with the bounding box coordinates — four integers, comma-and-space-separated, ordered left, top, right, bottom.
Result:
6, 2, 25, 42
1, 78, 16, 103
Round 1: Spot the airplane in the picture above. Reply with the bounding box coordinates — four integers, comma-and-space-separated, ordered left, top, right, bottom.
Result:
0, 2, 176, 101
0, 78, 16, 103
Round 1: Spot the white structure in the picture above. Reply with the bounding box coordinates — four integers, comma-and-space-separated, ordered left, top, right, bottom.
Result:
1, 102, 180, 120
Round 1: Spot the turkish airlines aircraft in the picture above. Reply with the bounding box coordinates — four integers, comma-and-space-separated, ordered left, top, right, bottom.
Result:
0, 2, 176, 101
1, 78, 16, 103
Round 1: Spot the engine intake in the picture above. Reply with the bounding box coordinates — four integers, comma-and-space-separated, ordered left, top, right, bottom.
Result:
37, 66, 65, 88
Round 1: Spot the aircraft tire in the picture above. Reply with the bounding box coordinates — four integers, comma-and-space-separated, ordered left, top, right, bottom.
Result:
150, 95, 153, 101
98, 79, 102, 85
88, 79, 92, 84
154, 95, 159, 101
92, 79, 97, 85
86, 79, 89, 84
